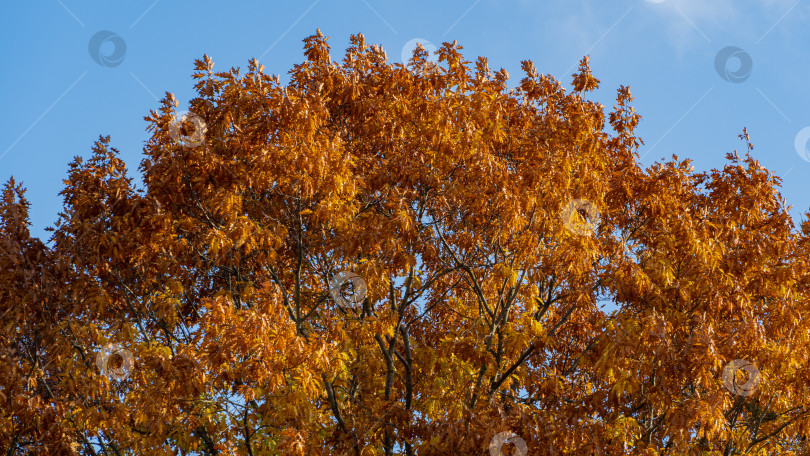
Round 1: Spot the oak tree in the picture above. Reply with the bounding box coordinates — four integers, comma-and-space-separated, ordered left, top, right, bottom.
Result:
2, 30, 810, 455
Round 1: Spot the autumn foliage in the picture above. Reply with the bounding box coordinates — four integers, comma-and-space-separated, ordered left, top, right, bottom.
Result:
2, 30, 810, 455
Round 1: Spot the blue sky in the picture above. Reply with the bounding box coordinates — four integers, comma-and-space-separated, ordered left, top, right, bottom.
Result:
2, 0, 809, 241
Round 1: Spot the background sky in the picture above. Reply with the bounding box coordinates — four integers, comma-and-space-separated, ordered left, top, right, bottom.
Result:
2, 0, 809, 242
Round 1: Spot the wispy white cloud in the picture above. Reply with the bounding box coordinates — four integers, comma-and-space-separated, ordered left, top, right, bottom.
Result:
649, 0, 806, 48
